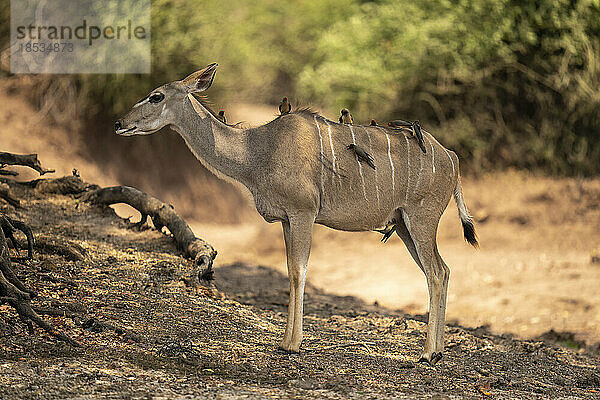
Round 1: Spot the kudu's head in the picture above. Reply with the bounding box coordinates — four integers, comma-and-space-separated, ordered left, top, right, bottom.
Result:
115, 63, 218, 136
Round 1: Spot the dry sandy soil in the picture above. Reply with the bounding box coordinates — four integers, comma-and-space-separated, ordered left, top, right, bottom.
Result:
0, 178, 599, 399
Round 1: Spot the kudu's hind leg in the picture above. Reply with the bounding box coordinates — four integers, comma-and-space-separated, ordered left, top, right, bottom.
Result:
280, 213, 314, 352
396, 209, 448, 365
433, 244, 450, 353
280, 221, 295, 348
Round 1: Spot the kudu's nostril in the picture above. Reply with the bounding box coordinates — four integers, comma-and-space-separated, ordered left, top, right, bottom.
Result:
114, 121, 122, 132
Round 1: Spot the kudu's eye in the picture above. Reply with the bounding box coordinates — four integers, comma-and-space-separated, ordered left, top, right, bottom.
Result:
148, 93, 165, 103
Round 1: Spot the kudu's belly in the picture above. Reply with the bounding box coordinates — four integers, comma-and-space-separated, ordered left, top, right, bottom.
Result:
315, 195, 400, 232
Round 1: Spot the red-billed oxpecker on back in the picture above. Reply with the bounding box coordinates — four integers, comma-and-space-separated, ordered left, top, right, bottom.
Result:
339, 108, 353, 124
279, 97, 291, 115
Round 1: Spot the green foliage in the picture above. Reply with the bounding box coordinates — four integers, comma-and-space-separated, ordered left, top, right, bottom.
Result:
76, 0, 357, 116
298, 0, 600, 175
2, 0, 599, 175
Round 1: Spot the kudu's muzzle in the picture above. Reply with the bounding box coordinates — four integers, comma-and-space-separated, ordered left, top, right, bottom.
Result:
114, 119, 138, 136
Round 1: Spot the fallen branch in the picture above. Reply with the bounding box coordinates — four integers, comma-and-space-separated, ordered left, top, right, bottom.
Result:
0, 152, 54, 175
7, 171, 216, 280
82, 186, 217, 279
25, 175, 99, 195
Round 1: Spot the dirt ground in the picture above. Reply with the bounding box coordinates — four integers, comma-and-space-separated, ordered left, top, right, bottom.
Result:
0, 179, 599, 399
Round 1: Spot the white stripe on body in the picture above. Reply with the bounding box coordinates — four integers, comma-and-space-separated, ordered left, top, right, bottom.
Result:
349, 126, 368, 201
428, 137, 436, 190
314, 116, 326, 201
421, 130, 455, 177
404, 135, 410, 205
380, 130, 396, 201
324, 120, 339, 185
429, 138, 435, 174
443, 147, 455, 176
363, 127, 380, 208
415, 145, 424, 192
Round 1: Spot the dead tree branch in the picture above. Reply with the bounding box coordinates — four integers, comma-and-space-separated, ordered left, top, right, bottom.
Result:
82, 186, 217, 279
0, 152, 54, 175
24, 175, 99, 195
6, 171, 216, 280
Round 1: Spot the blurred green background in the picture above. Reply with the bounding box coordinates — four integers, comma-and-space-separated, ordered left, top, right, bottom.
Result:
2, 0, 599, 177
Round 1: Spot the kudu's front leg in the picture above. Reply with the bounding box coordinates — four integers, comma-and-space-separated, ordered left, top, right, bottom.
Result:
280, 213, 314, 352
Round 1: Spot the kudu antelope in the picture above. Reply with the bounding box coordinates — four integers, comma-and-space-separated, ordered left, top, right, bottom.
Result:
115, 63, 478, 365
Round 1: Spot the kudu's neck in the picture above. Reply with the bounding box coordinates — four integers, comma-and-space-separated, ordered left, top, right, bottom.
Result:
170, 95, 252, 185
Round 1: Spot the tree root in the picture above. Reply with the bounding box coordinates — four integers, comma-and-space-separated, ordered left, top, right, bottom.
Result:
34, 235, 86, 261
0, 214, 79, 346
33, 305, 142, 343
0, 152, 55, 175
3, 162, 217, 282
1, 214, 35, 259
82, 186, 217, 281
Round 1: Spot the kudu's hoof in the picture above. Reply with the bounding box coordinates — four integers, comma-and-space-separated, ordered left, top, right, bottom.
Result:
278, 342, 301, 353
419, 352, 443, 366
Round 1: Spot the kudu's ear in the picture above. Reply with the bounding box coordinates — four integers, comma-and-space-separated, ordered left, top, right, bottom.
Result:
181, 63, 218, 93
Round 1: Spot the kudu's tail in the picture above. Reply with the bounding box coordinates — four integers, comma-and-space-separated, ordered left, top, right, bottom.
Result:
453, 174, 478, 248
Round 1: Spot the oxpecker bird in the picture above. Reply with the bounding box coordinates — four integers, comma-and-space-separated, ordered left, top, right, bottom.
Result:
339, 108, 353, 124
375, 220, 397, 242
217, 110, 226, 123
347, 143, 375, 170
370, 119, 377, 126
412, 120, 427, 154
279, 97, 291, 115
387, 119, 412, 128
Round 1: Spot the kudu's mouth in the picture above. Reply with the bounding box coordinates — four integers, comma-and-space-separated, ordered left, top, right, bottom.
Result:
114, 121, 138, 136
115, 121, 163, 136
115, 126, 138, 136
